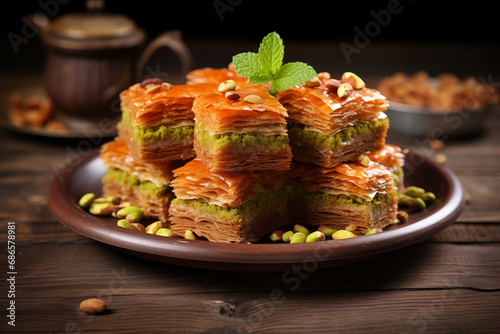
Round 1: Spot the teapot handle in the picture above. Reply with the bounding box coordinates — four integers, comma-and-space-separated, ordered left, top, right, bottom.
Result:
135, 30, 193, 83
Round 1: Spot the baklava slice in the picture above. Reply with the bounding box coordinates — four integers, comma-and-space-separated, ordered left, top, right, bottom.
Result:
193, 84, 292, 172
288, 160, 398, 234
368, 144, 405, 193
118, 82, 197, 164
186, 66, 248, 87
277, 73, 389, 168
168, 158, 288, 243
100, 138, 181, 222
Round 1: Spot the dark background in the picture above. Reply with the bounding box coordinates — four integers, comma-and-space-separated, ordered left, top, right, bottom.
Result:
2, 0, 497, 41
1, 0, 499, 81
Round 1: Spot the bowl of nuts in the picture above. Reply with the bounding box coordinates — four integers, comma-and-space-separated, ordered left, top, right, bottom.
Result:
377, 71, 499, 138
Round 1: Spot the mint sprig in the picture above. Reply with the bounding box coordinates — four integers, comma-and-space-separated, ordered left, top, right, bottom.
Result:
232, 32, 317, 95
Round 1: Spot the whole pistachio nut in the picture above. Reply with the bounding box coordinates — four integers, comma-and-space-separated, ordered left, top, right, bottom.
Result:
282, 231, 294, 243
116, 206, 144, 222
337, 83, 353, 98
306, 231, 326, 243
243, 94, 263, 104
397, 211, 409, 223
225, 91, 240, 100
290, 232, 307, 244
218, 79, 237, 93
93, 196, 117, 204
331, 230, 356, 240
325, 79, 342, 91
413, 197, 427, 210
117, 219, 139, 231
184, 230, 196, 240
398, 194, 416, 207
111, 205, 123, 218
341, 72, 365, 89
78, 193, 96, 209
156, 228, 173, 237
317, 226, 336, 237
422, 192, 436, 203
365, 228, 383, 236
404, 186, 425, 198
293, 224, 310, 235
304, 77, 321, 88
131, 223, 146, 233
269, 230, 284, 242
89, 202, 114, 216
145, 221, 163, 234
106, 196, 119, 204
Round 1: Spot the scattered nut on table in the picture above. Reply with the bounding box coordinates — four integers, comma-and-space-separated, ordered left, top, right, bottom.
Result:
80, 298, 107, 314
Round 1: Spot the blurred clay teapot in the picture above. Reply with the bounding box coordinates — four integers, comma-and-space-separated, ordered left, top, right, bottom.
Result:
35, 0, 192, 130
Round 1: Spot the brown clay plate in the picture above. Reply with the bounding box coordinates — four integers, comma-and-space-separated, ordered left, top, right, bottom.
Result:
48, 146, 465, 272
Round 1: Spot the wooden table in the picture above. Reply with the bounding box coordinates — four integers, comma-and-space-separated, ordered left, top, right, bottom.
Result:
1, 40, 500, 334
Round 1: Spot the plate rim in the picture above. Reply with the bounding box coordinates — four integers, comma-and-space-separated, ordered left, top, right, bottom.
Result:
48, 146, 465, 271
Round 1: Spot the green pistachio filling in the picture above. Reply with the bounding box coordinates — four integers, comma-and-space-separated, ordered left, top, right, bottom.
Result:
103, 167, 170, 199
172, 188, 289, 223
195, 122, 289, 151
289, 186, 392, 212
121, 109, 194, 145
288, 118, 389, 150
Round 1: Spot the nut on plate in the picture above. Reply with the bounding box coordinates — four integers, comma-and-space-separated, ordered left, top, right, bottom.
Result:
156, 228, 173, 237
89, 202, 114, 216
116, 206, 144, 223
331, 230, 356, 240
269, 230, 284, 241
290, 232, 307, 244
117, 219, 139, 231
306, 231, 326, 243
78, 193, 96, 209
317, 226, 336, 237
184, 230, 196, 240
282, 231, 294, 243
145, 221, 163, 234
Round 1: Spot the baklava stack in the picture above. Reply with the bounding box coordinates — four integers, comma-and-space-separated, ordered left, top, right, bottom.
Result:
101, 80, 200, 222
100, 67, 405, 241
276, 73, 389, 168
279, 72, 403, 233
168, 83, 293, 243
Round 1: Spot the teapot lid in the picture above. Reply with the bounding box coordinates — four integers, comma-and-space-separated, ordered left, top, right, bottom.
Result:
40, 1, 146, 51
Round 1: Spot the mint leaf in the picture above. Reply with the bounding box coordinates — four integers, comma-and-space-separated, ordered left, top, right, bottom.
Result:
249, 73, 273, 85
232, 52, 263, 79
232, 32, 317, 95
271, 62, 317, 94
258, 32, 284, 74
